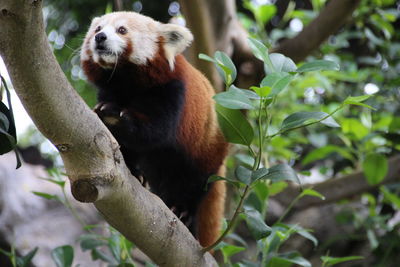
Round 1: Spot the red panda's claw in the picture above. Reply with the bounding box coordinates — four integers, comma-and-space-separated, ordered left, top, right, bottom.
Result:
119, 109, 130, 119
100, 103, 115, 112
93, 102, 105, 112
179, 211, 188, 220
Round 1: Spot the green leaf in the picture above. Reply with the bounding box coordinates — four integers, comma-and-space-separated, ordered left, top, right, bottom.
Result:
362, 153, 388, 185
341, 118, 369, 140
302, 145, 355, 165
296, 60, 340, 72
279, 223, 318, 246
247, 38, 273, 69
0, 125, 17, 154
268, 181, 288, 196
380, 186, 400, 209
270, 74, 294, 95
79, 235, 107, 251
321, 255, 363, 266
243, 208, 271, 240
300, 188, 325, 200
263, 164, 301, 184
268, 53, 297, 73
261, 72, 287, 87
216, 104, 254, 146
199, 53, 235, 84
295, 228, 318, 247
108, 232, 122, 262
51, 245, 74, 267
207, 175, 242, 188
343, 95, 375, 109
367, 229, 378, 249
235, 260, 259, 267
221, 244, 246, 258
215, 51, 237, 83
19, 247, 38, 267
235, 166, 252, 185
281, 111, 340, 131
260, 72, 293, 96
0, 112, 9, 132
32, 191, 60, 201
250, 86, 271, 97
270, 252, 311, 267
0, 102, 17, 155
214, 87, 254, 110
240, 89, 261, 100
91, 248, 116, 264
39, 178, 66, 188
235, 153, 255, 168
254, 181, 270, 202
255, 4, 276, 25
0, 77, 20, 169
218, 242, 246, 264
251, 167, 269, 183
198, 53, 215, 63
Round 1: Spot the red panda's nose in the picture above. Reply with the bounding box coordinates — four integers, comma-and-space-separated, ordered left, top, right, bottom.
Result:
95, 32, 107, 43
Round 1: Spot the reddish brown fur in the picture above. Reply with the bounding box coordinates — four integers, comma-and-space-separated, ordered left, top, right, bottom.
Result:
82, 28, 228, 247
171, 55, 228, 247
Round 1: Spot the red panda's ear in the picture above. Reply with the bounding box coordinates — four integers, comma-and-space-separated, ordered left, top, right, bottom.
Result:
159, 24, 193, 70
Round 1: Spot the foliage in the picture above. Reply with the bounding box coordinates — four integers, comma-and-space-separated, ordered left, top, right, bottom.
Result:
1, 169, 142, 267
0, 75, 21, 168
199, 40, 369, 265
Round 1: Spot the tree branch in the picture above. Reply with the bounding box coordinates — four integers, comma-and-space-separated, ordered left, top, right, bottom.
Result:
272, 0, 361, 62
273, 155, 400, 210
180, 0, 361, 88
113, 0, 123, 11
0, 1, 216, 266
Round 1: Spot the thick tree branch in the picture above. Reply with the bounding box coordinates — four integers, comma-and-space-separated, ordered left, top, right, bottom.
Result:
0, 1, 216, 266
181, 0, 361, 88
273, 155, 400, 210
272, 0, 361, 62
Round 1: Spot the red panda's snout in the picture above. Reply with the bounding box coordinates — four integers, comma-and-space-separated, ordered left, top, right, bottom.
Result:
87, 24, 127, 67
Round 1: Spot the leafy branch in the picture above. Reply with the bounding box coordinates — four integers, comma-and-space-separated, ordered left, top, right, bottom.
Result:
199, 37, 371, 265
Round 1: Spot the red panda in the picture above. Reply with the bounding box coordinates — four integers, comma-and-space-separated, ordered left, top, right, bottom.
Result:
80, 11, 228, 247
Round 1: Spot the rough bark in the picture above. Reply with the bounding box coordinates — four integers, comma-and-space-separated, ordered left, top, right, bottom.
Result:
274, 155, 400, 210
0, 1, 216, 266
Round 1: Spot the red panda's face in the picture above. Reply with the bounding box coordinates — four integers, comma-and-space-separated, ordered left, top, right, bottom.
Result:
81, 12, 193, 70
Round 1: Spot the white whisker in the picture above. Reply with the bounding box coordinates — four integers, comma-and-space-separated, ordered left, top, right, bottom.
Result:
107, 52, 119, 82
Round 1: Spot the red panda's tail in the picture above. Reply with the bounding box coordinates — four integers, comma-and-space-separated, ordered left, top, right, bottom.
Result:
197, 167, 226, 248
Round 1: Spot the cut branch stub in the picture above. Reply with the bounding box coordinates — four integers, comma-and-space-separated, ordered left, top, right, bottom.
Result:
72, 177, 108, 203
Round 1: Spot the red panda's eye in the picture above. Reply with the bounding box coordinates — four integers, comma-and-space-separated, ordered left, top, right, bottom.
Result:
117, 26, 127, 35
95, 26, 101, 33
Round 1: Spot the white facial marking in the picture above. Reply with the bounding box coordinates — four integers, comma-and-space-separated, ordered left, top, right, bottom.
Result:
88, 24, 126, 66
129, 30, 158, 65
81, 12, 193, 70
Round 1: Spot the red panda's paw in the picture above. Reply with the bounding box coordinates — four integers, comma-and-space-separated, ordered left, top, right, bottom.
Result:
94, 102, 127, 126
169, 206, 192, 228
